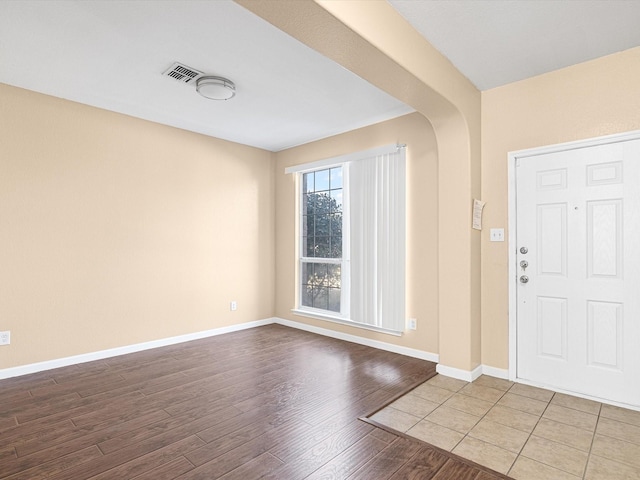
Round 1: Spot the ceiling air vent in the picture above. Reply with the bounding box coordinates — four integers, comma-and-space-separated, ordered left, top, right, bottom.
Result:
162, 62, 204, 84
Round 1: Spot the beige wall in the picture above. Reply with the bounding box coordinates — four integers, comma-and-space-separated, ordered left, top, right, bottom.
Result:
0, 84, 275, 369
274, 112, 440, 354
481, 47, 640, 369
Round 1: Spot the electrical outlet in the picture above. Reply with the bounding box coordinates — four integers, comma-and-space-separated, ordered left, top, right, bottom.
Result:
407, 318, 417, 331
230, 301, 237, 311
0, 331, 10, 346
490, 228, 505, 242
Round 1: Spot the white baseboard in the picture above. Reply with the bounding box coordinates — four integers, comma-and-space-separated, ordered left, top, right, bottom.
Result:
274, 317, 439, 363
0, 318, 274, 380
0, 316, 444, 381
436, 363, 509, 382
436, 363, 482, 382
481, 365, 510, 380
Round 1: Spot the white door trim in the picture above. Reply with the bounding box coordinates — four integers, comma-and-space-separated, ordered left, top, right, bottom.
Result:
508, 129, 640, 383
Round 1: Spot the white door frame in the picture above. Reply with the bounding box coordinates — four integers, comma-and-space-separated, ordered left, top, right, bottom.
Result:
508, 129, 640, 386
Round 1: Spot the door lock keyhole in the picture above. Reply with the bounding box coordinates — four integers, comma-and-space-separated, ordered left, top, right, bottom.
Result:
520, 260, 529, 270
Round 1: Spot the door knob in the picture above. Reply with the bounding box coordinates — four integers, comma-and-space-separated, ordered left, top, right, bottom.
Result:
520, 260, 529, 269
520, 275, 529, 284
520, 246, 528, 254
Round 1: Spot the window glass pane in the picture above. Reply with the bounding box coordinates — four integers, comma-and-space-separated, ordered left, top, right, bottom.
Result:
313, 286, 328, 310
301, 284, 313, 307
305, 194, 316, 215
330, 236, 342, 258
304, 214, 314, 236
330, 213, 342, 237
332, 213, 342, 258
328, 288, 341, 312
314, 214, 330, 237
327, 264, 341, 288
314, 236, 330, 257
314, 263, 328, 286
316, 192, 332, 215
330, 190, 342, 212
330, 167, 342, 189
304, 199, 342, 259
303, 172, 314, 193
301, 261, 341, 312
301, 262, 314, 308
302, 262, 314, 285
306, 236, 316, 257
315, 169, 330, 192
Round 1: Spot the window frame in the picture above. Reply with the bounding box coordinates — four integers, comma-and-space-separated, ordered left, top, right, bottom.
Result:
297, 164, 350, 320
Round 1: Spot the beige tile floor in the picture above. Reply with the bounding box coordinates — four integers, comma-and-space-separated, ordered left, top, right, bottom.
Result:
370, 374, 640, 479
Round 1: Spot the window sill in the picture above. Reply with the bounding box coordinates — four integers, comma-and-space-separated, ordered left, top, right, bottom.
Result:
291, 309, 403, 337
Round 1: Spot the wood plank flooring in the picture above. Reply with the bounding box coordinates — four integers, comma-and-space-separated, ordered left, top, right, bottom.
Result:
0, 324, 508, 479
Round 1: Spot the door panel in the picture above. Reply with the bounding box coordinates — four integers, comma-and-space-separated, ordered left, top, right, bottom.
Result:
516, 138, 640, 406
587, 300, 622, 370
587, 200, 622, 278
537, 296, 567, 359
537, 203, 567, 276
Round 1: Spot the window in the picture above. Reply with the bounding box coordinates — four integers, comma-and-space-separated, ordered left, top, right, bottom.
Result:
300, 167, 344, 313
288, 144, 406, 334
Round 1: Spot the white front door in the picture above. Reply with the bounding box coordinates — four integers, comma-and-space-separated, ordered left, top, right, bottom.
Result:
515, 137, 640, 407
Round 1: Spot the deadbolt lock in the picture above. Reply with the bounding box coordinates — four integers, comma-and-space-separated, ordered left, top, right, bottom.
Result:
520, 246, 528, 254
520, 260, 528, 270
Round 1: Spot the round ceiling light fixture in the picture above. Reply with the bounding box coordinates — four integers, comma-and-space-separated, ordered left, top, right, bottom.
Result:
196, 76, 236, 101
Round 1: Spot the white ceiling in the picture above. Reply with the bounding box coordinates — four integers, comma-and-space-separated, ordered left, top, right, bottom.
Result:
0, 0, 413, 152
1, 1, 639, 152
389, 0, 640, 91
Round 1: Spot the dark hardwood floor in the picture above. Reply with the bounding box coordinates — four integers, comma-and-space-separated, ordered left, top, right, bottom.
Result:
0, 324, 508, 479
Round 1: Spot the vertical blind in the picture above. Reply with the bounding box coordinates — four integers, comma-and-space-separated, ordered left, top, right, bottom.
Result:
349, 147, 406, 333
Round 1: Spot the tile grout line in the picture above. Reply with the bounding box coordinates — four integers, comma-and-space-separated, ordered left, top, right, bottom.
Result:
463, 381, 551, 477
444, 382, 473, 454
450, 381, 512, 460
505, 389, 556, 477
423, 377, 520, 475
582, 402, 603, 480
